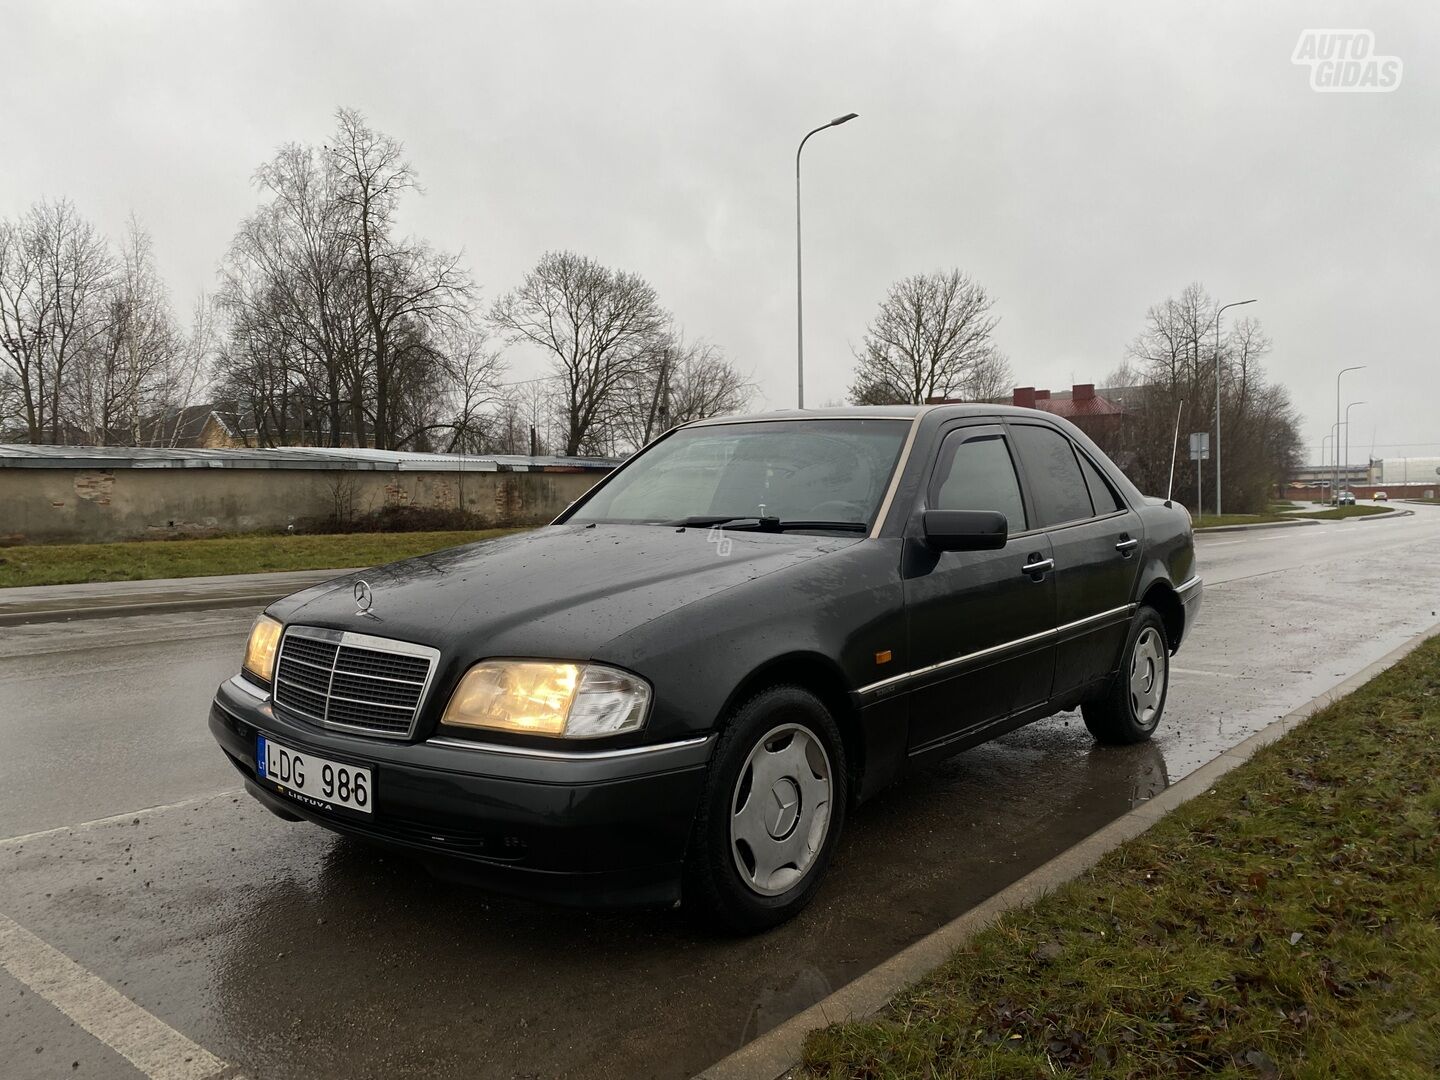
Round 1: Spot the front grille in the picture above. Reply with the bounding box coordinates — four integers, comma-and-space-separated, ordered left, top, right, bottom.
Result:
272, 626, 440, 739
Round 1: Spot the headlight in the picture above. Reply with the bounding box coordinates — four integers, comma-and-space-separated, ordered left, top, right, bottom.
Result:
441, 660, 651, 739
242, 614, 283, 683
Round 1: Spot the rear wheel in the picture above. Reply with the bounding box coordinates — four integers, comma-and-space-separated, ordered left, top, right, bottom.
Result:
683, 685, 847, 933
1082, 607, 1169, 745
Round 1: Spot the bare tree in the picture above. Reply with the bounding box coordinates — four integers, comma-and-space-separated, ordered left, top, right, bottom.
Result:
329, 108, 474, 448
611, 334, 753, 450
0, 216, 48, 440
435, 327, 505, 452
1112, 282, 1301, 512
69, 217, 182, 443
217, 109, 478, 451
848, 270, 1010, 405
490, 250, 669, 455
0, 200, 113, 442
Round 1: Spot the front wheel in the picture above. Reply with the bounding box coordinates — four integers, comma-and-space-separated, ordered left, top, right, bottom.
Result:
683, 685, 847, 933
1082, 607, 1169, 745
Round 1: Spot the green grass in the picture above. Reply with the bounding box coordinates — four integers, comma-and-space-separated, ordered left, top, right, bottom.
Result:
802, 635, 1440, 1079
1292, 505, 1393, 521
1269, 501, 1302, 511
0, 530, 526, 588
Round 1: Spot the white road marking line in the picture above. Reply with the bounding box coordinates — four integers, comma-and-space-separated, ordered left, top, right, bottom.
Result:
0, 790, 240, 848
1172, 666, 1240, 678
0, 911, 237, 1080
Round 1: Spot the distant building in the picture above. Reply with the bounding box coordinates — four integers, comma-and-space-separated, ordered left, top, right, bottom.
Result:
927, 383, 1133, 443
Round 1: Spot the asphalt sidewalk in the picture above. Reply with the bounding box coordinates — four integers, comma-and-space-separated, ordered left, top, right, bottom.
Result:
0, 567, 357, 625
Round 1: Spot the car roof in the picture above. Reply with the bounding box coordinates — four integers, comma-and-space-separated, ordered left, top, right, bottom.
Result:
684, 403, 1063, 428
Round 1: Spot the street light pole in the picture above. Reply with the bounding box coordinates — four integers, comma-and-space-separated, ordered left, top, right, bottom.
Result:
795, 112, 858, 410
1213, 298, 1256, 516
1334, 365, 1365, 502
1343, 400, 1366, 494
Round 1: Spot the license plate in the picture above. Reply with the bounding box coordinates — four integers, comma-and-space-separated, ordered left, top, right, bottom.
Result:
257, 735, 372, 814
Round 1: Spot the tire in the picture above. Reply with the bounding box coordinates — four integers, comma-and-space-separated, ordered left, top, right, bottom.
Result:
683, 685, 848, 933
1082, 606, 1170, 745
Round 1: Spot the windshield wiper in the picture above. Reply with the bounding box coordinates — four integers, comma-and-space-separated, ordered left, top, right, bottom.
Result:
668, 516, 867, 534
771, 520, 868, 533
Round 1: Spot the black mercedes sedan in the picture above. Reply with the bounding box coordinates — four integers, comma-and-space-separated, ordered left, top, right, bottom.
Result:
209, 405, 1201, 931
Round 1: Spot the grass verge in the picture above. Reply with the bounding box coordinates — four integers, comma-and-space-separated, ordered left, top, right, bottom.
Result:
1292, 505, 1394, 521
802, 635, 1440, 1079
0, 530, 525, 588
1192, 512, 1292, 529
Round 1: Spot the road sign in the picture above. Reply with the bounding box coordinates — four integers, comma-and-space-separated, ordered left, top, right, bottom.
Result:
1188, 432, 1210, 461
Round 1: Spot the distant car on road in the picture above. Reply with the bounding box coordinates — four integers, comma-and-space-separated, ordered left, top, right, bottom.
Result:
1337, 491, 1357, 506
1374, 491, 1388, 502
210, 405, 1202, 931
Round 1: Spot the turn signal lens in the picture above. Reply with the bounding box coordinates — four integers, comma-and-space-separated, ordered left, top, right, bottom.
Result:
242, 614, 283, 683
441, 661, 651, 739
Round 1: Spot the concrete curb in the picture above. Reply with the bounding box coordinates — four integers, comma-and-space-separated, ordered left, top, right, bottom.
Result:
1195, 518, 1319, 534
693, 620, 1440, 1080
0, 567, 359, 626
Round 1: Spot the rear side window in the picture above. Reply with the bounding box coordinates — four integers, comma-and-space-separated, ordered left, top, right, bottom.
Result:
930, 431, 1027, 534
1010, 424, 1094, 527
1076, 450, 1124, 514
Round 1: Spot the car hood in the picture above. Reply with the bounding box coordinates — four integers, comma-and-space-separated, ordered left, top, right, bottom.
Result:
270, 523, 859, 661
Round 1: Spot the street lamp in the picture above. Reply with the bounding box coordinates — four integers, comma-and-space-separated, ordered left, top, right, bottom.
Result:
1213, 298, 1256, 515
795, 111, 859, 409
1343, 400, 1366, 494
1334, 365, 1365, 500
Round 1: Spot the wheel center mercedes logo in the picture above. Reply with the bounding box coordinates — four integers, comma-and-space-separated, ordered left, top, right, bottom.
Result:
353, 580, 377, 619
767, 778, 801, 839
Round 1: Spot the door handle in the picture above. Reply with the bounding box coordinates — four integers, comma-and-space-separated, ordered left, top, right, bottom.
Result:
1021, 556, 1055, 577
1115, 537, 1140, 554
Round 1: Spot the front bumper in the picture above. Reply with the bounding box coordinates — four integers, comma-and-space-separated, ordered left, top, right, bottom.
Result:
1176, 575, 1203, 648
209, 676, 712, 906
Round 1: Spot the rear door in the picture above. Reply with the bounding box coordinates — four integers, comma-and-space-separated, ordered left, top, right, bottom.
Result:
1006, 421, 1144, 701
901, 423, 1057, 753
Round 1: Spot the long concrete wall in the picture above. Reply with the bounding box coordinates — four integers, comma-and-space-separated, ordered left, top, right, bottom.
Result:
0, 466, 607, 544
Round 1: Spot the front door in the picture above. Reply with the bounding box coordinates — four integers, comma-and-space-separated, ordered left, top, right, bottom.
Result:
902, 424, 1057, 754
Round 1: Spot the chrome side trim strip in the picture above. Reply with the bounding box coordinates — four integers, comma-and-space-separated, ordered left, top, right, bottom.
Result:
1176, 575, 1202, 597
425, 734, 715, 761
1056, 603, 1137, 636
857, 603, 1136, 697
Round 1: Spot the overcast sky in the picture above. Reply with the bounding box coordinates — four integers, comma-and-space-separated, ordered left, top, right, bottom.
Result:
5, 1, 1436, 466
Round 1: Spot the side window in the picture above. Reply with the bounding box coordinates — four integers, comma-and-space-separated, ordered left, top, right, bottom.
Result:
930, 431, 1027, 534
1010, 424, 1095, 527
1076, 450, 1124, 514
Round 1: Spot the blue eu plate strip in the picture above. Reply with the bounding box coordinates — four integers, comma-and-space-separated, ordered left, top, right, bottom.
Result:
256, 735, 269, 779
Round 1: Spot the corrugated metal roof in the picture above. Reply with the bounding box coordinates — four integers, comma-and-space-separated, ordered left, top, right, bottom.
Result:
0, 444, 619, 472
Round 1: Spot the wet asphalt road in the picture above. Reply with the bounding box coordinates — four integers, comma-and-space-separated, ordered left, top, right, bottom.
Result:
2, 505, 1439, 1080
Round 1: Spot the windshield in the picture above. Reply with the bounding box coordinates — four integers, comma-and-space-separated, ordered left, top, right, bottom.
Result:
569, 418, 910, 529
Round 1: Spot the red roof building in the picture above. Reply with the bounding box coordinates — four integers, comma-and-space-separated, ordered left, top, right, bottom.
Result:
925, 383, 1131, 442
1013, 384, 1127, 441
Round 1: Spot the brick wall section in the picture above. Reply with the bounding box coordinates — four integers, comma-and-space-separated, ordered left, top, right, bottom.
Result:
0, 466, 608, 544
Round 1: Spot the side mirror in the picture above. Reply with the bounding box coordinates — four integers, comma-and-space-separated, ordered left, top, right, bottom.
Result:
922, 509, 1008, 552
